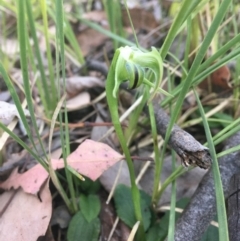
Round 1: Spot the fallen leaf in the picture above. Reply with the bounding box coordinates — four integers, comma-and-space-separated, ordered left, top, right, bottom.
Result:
0, 101, 30, 125
55, 139, 124, 180
0, 181, 51, 241
37, 227, 55, 241
77, 27, 109, 57
0, 140, 123, 194
0, 166, 49, 194
0, 37, 18, 56
66, 92, 90, 111
82, 11, 107, 24
199, 65, 232, 93
65, 76, 104, 97
50, 205, 71, 228
0, 91, 11, 102
91, 115, 131, 193
122, 8, 158, 30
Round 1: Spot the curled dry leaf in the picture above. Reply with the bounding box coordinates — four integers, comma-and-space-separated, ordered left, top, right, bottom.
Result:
0, 139, 123, 195
0, 181, 51, 241
0, 101, 30, 125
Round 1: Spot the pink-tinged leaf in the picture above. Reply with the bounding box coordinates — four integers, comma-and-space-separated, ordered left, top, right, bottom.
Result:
0, 139, 123, 194
0, 181, 52, 241
64, 139, 124, 180
0, 166, 49, 194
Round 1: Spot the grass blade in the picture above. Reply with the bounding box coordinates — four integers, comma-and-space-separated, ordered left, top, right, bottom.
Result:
0, 122, 48, 169
25, 0, 54, 114
162, 0, 231, 144
18, 0, 48, 160
55, 0, 77, 212
194, 88, 229, 241
160, 0, 201, 60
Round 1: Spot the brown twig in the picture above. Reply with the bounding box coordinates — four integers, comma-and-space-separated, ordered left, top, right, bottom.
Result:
131, 156, 154, 162
174, 131, 240, 241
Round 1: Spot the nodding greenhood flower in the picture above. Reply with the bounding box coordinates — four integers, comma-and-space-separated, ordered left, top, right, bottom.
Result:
112, 46, 169, 101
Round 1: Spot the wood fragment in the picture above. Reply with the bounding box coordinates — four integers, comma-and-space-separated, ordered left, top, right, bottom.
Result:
227, 172, 240, 241
174, 132, 240, 241
153, 100, 212, 169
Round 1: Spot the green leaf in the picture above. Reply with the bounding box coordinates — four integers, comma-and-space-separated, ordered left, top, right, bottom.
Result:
194, 89, 229, 241
201, 224, 219, 241
146, 198, 189, 241
114, 184, 151, 231
79, 177, 101, 194
67, 211, 100, 241
79, 194, 101, 223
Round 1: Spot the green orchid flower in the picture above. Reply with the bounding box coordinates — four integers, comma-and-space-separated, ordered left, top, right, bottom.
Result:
105, 46, 171, 240
112, 46, 171, 101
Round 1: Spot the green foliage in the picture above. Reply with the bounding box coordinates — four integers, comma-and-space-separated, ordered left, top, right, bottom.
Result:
103, 0, 125, 49
194, 89, 229, 240
67, 211, 100, 241
201, 221, 219, 241
1, 1, 240, 240
79, 194, 101, 223
114, 184, 152, 231
146, 198, 189, 241
79, 177, 101, 194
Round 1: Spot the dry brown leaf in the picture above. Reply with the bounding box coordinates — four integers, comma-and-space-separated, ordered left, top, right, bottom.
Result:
122, 8, 158, 30
0, 181, 51, 241
66, 92, 90, 111
77, 27, 109, 57
82, 11, 107, 23
0, 101, 30, 125
77, 11, 110, 56
0, 140, 123, 194
199, 65, 232, 93
65, 76, 104, 96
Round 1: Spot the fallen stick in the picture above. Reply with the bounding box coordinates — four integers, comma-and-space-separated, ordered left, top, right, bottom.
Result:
153, 99, 212, 169
227, 172, 240, 241
174, 131, 240, 241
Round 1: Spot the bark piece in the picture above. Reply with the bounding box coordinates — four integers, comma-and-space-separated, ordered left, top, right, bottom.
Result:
174, 131, 240, 241
153, 101, 212, 169
227, 173, 240, 241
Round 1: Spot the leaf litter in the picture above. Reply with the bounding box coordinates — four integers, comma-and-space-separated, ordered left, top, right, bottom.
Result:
0, 139, 123, 194
0, 181, 52, 241
1, 1, 237, 240
0, 101, 30, 125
